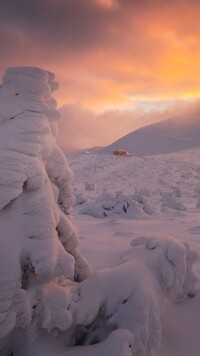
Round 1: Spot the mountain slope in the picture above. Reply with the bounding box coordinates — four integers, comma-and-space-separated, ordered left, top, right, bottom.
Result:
100, 111, 200, 156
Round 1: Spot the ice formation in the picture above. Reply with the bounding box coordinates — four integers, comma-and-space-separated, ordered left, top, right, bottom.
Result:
0, 67, 91, 354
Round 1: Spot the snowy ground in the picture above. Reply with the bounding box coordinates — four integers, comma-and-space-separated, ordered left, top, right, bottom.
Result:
68, 148, 200, 356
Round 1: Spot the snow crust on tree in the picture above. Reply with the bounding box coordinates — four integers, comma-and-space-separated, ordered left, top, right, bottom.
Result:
0, 67, 91, 354
0, 67, 198, 356
29, 329, 134, 356
73, 235, 198, 355
79, 190, 156, 219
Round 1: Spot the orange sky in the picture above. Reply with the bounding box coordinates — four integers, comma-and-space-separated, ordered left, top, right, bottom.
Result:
1, 0, 200, 150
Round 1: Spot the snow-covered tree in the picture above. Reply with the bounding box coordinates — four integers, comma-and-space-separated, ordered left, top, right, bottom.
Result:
0, 67, 198, 356
0, 67, 91, 355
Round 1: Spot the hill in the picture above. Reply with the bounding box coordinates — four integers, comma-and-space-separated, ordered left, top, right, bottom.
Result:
98, 111, 200, 156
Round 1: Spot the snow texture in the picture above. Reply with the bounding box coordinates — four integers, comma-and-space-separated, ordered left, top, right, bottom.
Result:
29, 329, 134, 356
74, 235, 197, 356
68, 150, 200, 356
0, 67, 91, 355
80, 190, 155, 219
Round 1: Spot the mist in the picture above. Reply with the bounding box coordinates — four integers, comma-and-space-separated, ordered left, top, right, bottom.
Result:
57, 99, 200, 153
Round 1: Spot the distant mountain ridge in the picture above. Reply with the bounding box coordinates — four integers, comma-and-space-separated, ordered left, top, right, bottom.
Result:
96, 111, 200, 156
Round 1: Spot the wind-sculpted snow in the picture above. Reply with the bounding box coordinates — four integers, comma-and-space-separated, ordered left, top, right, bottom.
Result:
71, 153, 198, 219
79, 190, 156, 219
29, 329, 134, 356
0, 67, 91, 354
74, 235, 198, 356
124, 235, 198, 302
0, 69, 74, 213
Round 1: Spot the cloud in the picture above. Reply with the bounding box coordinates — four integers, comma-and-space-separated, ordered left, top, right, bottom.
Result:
0, 0, 200, 114
57, 99, 199, 152
0, 0, 114, 53
1, 0, 200, 154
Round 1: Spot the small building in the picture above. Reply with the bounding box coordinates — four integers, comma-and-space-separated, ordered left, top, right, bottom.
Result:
112, 149, 131, 156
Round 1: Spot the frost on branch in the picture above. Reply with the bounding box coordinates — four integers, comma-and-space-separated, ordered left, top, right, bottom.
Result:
0, 67, 91, 354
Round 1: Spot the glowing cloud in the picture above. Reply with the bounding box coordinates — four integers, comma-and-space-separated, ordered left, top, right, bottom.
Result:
1, 0, 200, 149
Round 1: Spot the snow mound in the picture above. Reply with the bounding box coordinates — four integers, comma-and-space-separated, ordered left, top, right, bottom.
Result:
80, 190, 156, 219
125, 235, 198, 302
29, 329, 134, 356
74, 235, 198, 355
161, 192, 187, 212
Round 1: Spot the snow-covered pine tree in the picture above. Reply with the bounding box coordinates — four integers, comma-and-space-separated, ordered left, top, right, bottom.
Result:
0, 67, 91, 355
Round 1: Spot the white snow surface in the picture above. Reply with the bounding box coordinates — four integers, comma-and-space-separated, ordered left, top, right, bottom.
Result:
69, 149, 200, 356
1, 67, 200, 356
30, 149, 200, 356
98, 112, 200, 156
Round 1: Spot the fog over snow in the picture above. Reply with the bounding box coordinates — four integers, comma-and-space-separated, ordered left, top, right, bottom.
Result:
57, 100, 200, 153
0, 67, 200, 356
92, 107, 200, 156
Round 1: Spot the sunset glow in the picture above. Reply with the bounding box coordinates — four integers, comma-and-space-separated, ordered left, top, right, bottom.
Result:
1, 0, 200, 149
